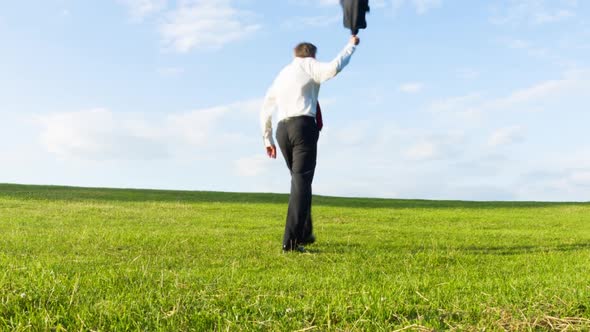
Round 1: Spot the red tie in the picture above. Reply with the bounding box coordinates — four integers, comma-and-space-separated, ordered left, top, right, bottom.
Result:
316, 101, 323, 131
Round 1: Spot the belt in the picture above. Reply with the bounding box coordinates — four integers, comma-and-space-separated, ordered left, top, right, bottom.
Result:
280, 115, 315, 123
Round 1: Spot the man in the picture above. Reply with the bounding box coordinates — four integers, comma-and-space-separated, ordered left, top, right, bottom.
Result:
260, 35, 360, 252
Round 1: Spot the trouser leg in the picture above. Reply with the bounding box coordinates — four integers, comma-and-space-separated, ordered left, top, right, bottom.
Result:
303, 211, 313, 241
276, 117, 318, 250
284, 168, 315, 248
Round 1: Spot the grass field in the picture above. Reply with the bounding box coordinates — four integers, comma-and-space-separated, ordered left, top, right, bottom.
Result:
1, 183, 589, 331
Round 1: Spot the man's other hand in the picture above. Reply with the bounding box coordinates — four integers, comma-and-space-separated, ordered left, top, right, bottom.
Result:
266, 145, 277, 159
350, 35, 360, 46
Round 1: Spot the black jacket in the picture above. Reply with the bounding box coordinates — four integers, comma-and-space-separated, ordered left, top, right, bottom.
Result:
340, 0, 369, 35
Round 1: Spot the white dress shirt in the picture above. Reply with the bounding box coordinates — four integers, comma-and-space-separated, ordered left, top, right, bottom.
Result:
260, 41, 357, 147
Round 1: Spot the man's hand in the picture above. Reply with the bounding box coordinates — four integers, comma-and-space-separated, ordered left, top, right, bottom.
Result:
350, 35, 360, 46
266, 145, 277, 159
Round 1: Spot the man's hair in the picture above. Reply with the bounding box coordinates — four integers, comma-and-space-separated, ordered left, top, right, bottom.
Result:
294, 42, 317, 58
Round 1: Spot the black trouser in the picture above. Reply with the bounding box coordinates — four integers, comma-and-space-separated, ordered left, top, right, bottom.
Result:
276, 116, 319, 250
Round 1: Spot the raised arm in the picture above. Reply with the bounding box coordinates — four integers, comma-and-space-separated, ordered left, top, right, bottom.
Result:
302, 36, 359, 84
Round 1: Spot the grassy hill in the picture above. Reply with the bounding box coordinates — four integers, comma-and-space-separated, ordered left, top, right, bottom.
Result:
1, 183, 589, 330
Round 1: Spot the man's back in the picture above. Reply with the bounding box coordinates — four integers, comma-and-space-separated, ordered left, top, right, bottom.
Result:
272, 58, 322, 121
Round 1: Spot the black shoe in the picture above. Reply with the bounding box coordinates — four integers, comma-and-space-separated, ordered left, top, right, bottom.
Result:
283, 245, 306, 253
301, 234, 316, 245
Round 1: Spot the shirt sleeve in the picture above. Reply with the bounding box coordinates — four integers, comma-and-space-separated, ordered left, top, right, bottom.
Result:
302, 42, 356, 84
260, 83, 276, 147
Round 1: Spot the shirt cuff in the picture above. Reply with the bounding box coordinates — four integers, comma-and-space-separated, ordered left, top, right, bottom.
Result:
263, 136, 275, 147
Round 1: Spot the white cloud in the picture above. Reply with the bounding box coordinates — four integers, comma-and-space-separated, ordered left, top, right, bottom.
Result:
398, 82, 424, 93
319, 0, 339, 6
159, 0, 260, 52
228, 98, 264, 116
485, 70, 589, 111
119, 0, 167, 21
428, 93, 483, 115
570, 171, 590, 186
166, 106, 229, 146
487, 126, 525, 147
118, 0, 259, 51
38, 108, 168, 160
36, 98, 262, 161
515, 150, 590, 201
413, 0, 442, 14
402, 133, 463, 161
490, 0, 577, 25
371, 0, 389, 8
534, 9, 574, 24
429, 70, 590, 117
282, 15, 340, 29
165, 98, 261, 148
456, 68, 480, 80
29, 86, 590, 201
503, 38, 552, 59
404, 141, 437, 160
393, 0, 442, 15
494, 80, 567, 106
234, 154, 272, 177
322, 121, 370, 146
157, 66, 184, 77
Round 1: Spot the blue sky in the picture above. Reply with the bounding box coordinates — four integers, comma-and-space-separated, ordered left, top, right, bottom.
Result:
1, 0, 589, 201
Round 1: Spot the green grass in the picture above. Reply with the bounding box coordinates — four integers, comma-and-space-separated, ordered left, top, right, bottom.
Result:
1, 183, 589, 331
